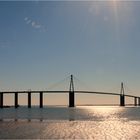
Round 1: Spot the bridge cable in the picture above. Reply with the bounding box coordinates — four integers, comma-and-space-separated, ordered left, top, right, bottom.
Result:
123, 83, 134, 95
46, 75, 70, 91
73, 75, 93, 91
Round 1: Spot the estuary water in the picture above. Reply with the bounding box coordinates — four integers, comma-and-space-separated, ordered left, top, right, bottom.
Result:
0, 106, 140, 139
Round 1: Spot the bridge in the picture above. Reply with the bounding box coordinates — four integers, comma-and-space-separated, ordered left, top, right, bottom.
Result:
0, 75, 140, 108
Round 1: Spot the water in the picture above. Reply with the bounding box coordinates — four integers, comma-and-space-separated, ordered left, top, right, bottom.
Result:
0, 106, 140, 139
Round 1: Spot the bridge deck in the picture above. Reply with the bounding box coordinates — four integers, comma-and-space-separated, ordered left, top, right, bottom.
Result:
0, 90, 139, 98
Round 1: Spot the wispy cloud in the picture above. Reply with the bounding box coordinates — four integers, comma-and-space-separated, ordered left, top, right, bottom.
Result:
31, 21, 41, 29
24, 17, 47, 32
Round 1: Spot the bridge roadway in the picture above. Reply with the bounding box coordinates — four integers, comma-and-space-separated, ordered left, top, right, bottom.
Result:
0, 90, 139, 98
0, 90, 140, 108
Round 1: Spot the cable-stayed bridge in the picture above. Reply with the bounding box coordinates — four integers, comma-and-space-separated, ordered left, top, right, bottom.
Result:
0, 75, 140, 108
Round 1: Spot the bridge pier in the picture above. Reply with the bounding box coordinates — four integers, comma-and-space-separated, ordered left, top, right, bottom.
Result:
134, 97, 137, 106
0, 93, 3, 108
15, 92, 18, 108
40, 92, 43, 108
28, 92, 31, 108
120, 95, 125, 106
138, 98, 140, 106
69, 91, 75, 107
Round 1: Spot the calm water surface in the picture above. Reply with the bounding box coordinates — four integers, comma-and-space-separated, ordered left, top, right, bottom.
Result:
0, 106, 140, 139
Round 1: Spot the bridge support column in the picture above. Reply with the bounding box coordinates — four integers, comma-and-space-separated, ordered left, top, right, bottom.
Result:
15, 92, 18, 108
0, 93, 3, 108
28, 92, 31, 108
138, 98, 140, 106
120, 82, 125, 106
69, 91, 75, 107
40, 92, 43, 108
134, 97, 137, 106
69, 75, 75, 107
120, 95, 125, 106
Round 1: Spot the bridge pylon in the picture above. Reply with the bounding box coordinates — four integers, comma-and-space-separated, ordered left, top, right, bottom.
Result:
120, 82, 125, 106
69, 75, 75, 107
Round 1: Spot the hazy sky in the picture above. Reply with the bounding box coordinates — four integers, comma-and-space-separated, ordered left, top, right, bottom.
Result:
0, 1, 140, 105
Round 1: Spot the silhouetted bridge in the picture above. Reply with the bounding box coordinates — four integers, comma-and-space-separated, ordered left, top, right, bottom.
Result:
0, 75, 140, 108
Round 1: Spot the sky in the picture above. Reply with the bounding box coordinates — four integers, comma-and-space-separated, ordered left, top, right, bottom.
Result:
0, 1, 140, 105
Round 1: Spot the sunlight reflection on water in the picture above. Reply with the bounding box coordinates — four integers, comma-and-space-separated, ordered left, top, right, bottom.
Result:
0, 106, 140, 139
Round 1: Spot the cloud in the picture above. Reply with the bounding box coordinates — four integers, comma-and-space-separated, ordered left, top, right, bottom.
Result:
26, 19, 32, 24
24, 17, 47, 32
24, 17, 28, 21
31, 21, 35, 26
31, 21, 41, 29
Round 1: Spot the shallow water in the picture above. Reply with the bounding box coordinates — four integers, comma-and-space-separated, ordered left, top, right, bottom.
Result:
0, 106, 140, 139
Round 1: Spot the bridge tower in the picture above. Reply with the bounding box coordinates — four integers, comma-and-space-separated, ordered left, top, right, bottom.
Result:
69, 75, 75, 107
120, 82, 125, 106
